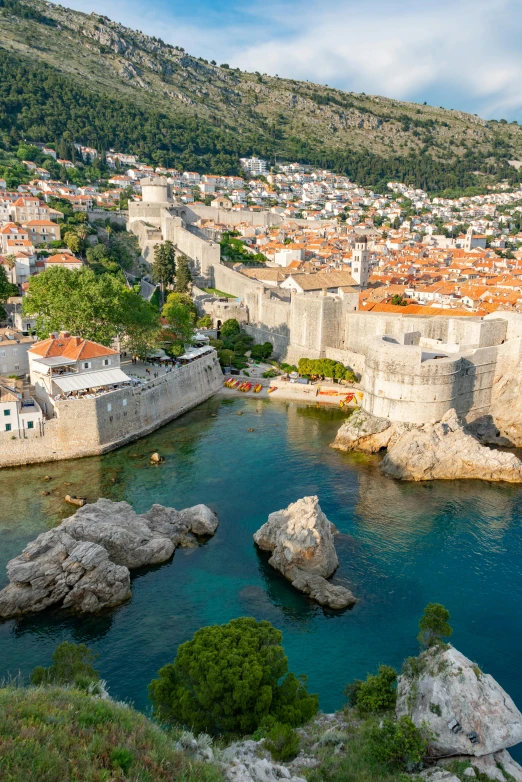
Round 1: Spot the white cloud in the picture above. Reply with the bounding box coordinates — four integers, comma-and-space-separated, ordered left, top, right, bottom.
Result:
65, 0, 522, 120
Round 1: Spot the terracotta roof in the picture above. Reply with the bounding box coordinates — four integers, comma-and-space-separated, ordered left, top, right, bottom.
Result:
29, 332, 118, 360
45, 254, 82, 264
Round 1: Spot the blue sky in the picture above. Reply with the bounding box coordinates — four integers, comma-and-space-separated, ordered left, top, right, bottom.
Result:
67, 0, 522, 121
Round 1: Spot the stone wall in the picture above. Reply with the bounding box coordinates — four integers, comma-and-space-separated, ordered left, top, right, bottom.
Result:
0, 355, 223, 468
362, 336, 500, 423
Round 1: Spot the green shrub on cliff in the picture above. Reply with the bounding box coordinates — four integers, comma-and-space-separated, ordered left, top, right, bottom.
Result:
30, 641, 100, 692
417, 603, 452, 648
148, 617, 318, 735
345, 665, 397, 715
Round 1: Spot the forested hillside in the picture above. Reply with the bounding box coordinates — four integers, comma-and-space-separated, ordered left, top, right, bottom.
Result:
1, 0, 522, 191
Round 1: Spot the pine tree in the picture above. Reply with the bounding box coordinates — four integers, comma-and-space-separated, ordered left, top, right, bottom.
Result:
152, 241, 176, 301
175, 254, 192, 293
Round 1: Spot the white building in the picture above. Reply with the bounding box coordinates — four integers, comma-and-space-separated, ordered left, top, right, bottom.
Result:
240, 157, 268, 176
0, 379, 43, 433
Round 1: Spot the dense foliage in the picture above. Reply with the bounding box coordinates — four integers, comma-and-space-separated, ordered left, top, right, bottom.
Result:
148, 617, 318, 735
345, 665, 397, 715
0, 265, 18, 320
220, 233, 266, 265
22, 266, 160, 353
366, 716, 427, 772
161, 291, 197, 351
152, 241, 176, 291
297, 357, 357, 382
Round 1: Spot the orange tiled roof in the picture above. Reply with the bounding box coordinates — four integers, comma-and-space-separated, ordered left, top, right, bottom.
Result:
29, 333, 118, 360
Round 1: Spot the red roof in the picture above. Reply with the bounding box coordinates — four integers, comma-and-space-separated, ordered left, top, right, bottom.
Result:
29, 332, 118, 360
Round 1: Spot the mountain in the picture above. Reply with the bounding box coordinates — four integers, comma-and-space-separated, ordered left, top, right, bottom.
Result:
1, 0, 522, 191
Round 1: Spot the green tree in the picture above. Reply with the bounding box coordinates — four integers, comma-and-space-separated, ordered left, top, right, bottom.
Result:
148, 617, 318, 735
418, 603, 452, 648
152, 241, 176, 296
64, 232, 81, 254
22, 266, 160, 347
175, 253, 192, 293
161, 291, 197, 349
391, 294, 408, 306
250, 341, 273, 361
196, 314, 213, 329
367, 715, 427, 772
30, 641, 99, 691
0, 265, 18, 319
220, 318, 241, 338
344, 665, 397, 715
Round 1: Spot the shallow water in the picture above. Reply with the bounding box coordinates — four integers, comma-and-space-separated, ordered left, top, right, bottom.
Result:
1, 396, 522, 753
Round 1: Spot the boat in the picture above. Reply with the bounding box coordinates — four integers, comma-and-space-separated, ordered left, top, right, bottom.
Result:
268, 386, 277, 394
254, 384, 262, 393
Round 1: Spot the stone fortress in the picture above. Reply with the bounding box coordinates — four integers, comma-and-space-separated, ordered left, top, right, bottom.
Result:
129, 177, 522, 431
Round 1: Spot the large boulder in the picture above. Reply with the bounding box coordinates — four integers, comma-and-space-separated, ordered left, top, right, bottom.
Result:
0, 499, 218, 619
331, 409, 396, 453
490, 371, 522, 447
396, 646, 522, 757
381, 410, 522, 482
253, 496, 356, 610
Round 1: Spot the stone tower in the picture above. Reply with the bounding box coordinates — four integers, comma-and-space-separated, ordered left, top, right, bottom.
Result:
351, 235, 369, 288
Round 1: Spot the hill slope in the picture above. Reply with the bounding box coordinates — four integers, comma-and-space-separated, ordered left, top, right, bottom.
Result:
1, 0, 522, 190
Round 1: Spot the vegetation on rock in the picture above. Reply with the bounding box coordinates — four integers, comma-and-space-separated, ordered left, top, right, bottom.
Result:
417, 602, 453, 648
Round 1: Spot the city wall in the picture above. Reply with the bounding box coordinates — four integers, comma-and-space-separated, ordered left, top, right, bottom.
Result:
0, 355, 223, 468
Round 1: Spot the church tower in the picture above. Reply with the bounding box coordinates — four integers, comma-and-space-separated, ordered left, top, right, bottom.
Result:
351, 235, 369, 288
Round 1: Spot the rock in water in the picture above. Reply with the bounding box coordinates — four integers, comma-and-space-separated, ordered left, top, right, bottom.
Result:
253, 496, 356, 610
150, 452, 164, 463
381, 409, 522, 482
330, 408, 396, 453
396, 646, 522, 757
0, 498, 218, 619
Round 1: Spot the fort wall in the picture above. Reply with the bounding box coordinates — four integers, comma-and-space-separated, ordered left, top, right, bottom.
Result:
0, 355, 223, 468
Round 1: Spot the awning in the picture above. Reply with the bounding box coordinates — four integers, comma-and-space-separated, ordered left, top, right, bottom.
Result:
179, 347, 214, 360
53, 368, 130, 393
33, 356, 77, 368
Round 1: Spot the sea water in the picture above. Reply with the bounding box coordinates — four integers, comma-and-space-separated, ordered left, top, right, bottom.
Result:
1, 396, 521, 752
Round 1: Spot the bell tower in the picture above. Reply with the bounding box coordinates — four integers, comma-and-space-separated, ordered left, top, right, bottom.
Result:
351, 235, 369, 288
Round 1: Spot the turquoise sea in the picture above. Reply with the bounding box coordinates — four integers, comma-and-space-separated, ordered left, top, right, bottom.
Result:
1, 396, 522, 753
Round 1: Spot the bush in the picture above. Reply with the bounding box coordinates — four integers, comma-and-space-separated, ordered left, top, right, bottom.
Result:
197, 314, 213, 329
417, 603, 452, 648
367, 716, 427, 772
265, 722, 300, 762
297, 357, 356, 382
111, 747, 134, 773
148, 617, 318, 735
250, 341, 273, 361
220, 318, 240, 338
345, 665, 397, 715
30, 641, 99, 691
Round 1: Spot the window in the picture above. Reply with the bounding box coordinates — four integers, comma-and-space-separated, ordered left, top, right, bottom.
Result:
107, 403, 112, 412
3, 409, 10, 416
83, 361, 91, 369
14, 365, 19, 371
122, 399, 127, 407
5, 423, 11, 431
12, 348, 18, 356
103, 358, 111, 366
27, 421, 34, 429
0, 350, 5, 358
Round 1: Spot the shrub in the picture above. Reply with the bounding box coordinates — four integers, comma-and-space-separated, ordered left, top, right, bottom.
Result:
345, 665, 397, 715
220, 318, 240, 338
367, 716, 427, 772
111, 747, 134, 773
197, 314, 213, 329
417, 603, 452, 648
30, 641, 99, 691
148, 617, 318, 735
265, 722, 300, 762
250, 341, 273, 361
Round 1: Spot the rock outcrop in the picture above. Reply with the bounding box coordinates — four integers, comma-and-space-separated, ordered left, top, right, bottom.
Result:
490, 371, 522, 447
0, 498, 218, 619
330, 408, 397, 453
222, 740, 307, 782
396, 645, 522, 757
253, 496, 356, 610
381, 410, 522, 482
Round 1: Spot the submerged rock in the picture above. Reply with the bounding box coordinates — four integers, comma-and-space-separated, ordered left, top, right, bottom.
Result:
381, 410, 522, 482
253, 496, 356, 610
396, 645, 522, 757
0, 498, 218, 619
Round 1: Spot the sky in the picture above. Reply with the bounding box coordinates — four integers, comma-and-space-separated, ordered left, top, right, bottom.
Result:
66, 0, 522, 122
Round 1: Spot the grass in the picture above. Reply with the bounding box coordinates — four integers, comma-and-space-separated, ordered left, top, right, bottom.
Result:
203, 288, 235, 298
0, 685, 225, 782
302, 711, 422, 782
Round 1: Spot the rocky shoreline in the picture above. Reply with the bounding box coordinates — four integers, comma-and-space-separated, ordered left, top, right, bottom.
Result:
0, 498, 218, 619
332, 408, 522, 482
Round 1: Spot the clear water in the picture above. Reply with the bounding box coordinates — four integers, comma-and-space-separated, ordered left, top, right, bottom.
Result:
1, 396, 522, 755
